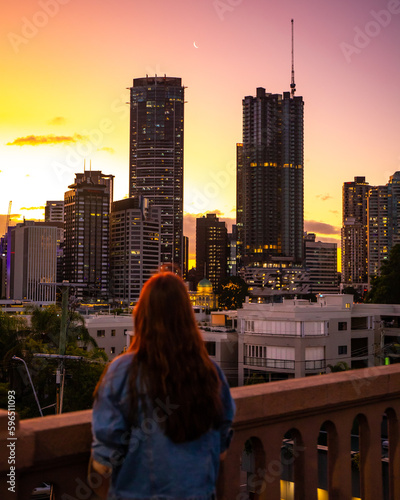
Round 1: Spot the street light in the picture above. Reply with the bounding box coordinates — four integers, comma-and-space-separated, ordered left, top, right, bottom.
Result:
12, 356, 43, 417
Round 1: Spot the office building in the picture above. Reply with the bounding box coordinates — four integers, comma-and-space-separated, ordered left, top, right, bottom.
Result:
182, 235, 189, 280
129, 75, 184, 270
64, 170, 113, 301
341, 176, 370, 288
110, 197, 161, 305
196, 213, 228, 291
342, 172, 400, 289
7, 221, 60, 302
304, 233, 338, 294
367, 185, 389, 280
227, 225, 238, 277
236, 143, 244, 268
45, 200, 65, 282
45, 201, 64, 223
239, 88, 304, 268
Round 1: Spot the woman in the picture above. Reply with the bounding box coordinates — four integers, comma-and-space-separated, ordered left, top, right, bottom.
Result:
90, 271, 235, 499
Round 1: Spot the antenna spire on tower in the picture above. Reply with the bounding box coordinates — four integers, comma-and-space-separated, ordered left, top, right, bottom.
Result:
290, 19, 296, 98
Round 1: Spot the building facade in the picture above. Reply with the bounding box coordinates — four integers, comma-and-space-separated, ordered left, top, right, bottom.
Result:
342, 172, 400, 290
196, 213, 228, 291
239, 88, 304, 267
110, 197, 161, 305
129, 75, 184, 270
45, 200, 65, 282
304, 233, 338, 294
45, 201, 65, 223
238, 294, 376, 385
64, 170, 113, 301
341, 176, 370, 288
7, 221, 59, 302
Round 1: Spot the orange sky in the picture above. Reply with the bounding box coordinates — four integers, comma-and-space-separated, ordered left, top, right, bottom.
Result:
1, 0, 400, 269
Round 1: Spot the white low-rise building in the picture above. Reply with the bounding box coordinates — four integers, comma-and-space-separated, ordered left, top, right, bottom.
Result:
237, 294, 400, 385
85, 314, 133, 360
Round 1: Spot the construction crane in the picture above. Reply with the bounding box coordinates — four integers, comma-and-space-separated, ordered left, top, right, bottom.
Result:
5, 200, 12, 234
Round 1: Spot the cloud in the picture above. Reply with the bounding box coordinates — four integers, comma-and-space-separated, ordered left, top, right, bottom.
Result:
97, 147, 115, 154
48, 116, 67, 126
316, 194, 332, 201
305, 220, 340, 235
20, 206, 45, 211
6, 133, 88, 146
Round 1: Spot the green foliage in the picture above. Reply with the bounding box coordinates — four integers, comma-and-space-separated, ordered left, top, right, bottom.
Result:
365, 244, 400, 304
0, 306, 106, 418
327, 361, 350, 372
244, 373, 267, 385
218, 276, 248, 310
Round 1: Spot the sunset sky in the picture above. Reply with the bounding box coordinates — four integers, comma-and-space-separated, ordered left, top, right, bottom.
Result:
1, 0, 400, 266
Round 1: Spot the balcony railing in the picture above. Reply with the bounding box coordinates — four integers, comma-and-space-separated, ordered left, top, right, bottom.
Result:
1, 364, 400, 500
244, 356, 295, 370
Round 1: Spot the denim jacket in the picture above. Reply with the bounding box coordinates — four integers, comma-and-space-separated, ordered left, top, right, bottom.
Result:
91, 352, 235, 500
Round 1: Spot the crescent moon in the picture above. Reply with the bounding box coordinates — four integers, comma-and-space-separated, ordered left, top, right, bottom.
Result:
193, 41, 199, 49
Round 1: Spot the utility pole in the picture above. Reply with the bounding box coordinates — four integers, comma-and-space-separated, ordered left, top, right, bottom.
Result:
40, 280, 86, 414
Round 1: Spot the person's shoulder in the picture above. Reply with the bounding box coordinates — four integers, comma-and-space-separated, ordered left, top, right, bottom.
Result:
105, 352, 134, 379
211, 359, 227, 382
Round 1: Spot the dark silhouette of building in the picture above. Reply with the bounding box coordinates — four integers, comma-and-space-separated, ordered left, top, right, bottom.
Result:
196, 214, 228, 291
239, 88, 304, 267
64, 170, 113, 301
129, 75, 184, 270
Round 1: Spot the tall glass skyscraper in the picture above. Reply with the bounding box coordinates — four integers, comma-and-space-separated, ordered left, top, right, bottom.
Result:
239, 88, 304, 266
129, 75, 184, 269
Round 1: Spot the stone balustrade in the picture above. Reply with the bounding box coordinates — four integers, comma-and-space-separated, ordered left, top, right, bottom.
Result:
1, 364, 400, 500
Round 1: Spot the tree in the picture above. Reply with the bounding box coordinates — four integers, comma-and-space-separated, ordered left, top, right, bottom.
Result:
0, 312, 28, 382
26, 304, 98, 350
327, 361, 350, 372
365, 244, 400, 304
218, 276, 248, 310
0, 306, 106, 418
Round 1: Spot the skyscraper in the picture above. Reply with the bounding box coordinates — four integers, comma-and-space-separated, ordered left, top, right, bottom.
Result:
196, 213, 228, 291
129, 75, 184, 270
341, 172, 400, 289
64, 170, 113, 301
341, 176, 370, 287
239, 88, 304, 266
110, 197, 161, 305
304, 233, 338, 294
7, 221, 59, 302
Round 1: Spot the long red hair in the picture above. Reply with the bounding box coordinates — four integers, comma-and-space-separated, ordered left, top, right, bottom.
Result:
127, 271, 222, 442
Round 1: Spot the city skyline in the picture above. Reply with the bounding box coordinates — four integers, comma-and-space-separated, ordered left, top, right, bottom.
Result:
1, 0, 400, 267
